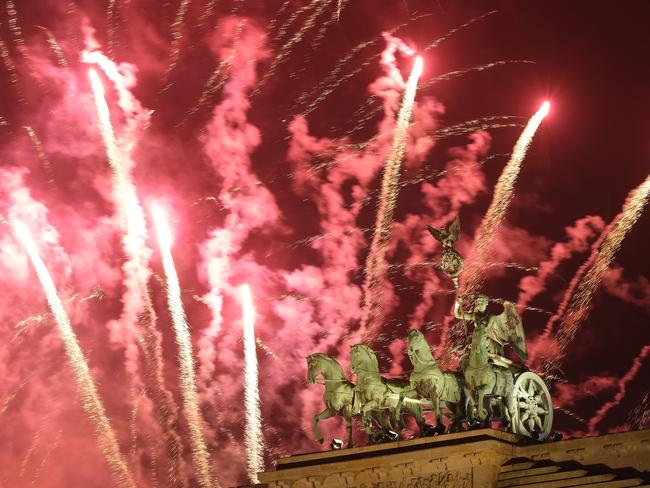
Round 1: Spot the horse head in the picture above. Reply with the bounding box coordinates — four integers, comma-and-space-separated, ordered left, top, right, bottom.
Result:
406, 330, 436, 366
306, 353, 329, 383
350, 344, 379, 375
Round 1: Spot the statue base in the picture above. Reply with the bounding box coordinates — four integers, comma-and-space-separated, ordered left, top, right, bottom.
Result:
250, 428, 650, 487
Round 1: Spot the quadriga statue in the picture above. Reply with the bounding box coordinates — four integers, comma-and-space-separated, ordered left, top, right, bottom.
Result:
306, 353, 395, 447
349, 344, 430, 439
395, 330, 465, 434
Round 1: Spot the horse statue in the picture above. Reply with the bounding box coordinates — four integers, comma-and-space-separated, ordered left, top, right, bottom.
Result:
306, 353, 359, 447
306, 353, 394, 447
395, 330, 465, 434
350, 344, 430, 438
456, 294, 527, 427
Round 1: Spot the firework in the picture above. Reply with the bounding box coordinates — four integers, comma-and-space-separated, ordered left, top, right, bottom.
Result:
361, 55, 423, 342
24, 126, 54, 183
241, 284, 264, 484
152, 206, 218, 488
541, 175, 650, 374
0, 33, 24, 101
254, 0, 332, 96
588, 344, 650, 434
459, 101, 550, 299
13, 221, 136, 488
160, 0, 192, 93
89, 67, 187, 487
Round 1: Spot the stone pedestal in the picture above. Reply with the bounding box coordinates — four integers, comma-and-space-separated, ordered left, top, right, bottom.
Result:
255, 428, 650, 487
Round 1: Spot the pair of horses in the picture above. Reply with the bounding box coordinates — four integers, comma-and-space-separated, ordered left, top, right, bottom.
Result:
306, 330, 466, 448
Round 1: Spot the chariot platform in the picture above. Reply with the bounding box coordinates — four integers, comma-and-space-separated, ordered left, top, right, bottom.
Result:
247, 428, 650, 488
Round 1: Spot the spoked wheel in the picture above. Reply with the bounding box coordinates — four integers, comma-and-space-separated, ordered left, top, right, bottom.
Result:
508, 372, 553, 440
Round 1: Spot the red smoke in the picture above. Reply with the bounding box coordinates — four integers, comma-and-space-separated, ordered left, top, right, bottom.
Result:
0, 3, 647, 487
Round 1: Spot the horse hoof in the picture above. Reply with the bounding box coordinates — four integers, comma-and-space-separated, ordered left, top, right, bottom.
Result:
434, 423, 446, 435
421, 424, 436, 437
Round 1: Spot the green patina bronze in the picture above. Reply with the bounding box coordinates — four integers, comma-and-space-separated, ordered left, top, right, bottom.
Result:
306, 217, 553, 447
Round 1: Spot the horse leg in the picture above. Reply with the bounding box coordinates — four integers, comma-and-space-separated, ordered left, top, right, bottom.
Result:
313, 408, 334, 444
407, 403, 429, 438
431, 389, 445, 435
477, 389, 487, 423
345, 414, 354, 448
361, 401, 378, 437
394, 391, 406, 431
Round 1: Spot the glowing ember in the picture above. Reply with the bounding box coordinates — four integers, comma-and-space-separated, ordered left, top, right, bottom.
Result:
241, 284, 264, 484
541, 175, 650, 375
362, 55, 424, 342
152, 206, 218, 488
13, 221, 136, 488
89, 66, 186, 486
442, 101, 549, 350
460, 100, 550, 300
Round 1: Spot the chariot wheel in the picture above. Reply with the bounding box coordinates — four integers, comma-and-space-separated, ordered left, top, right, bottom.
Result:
508, 372, 553, 440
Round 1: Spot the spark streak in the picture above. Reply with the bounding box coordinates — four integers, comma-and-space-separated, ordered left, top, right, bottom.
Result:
254, 0, 331, 96
361, 56, 423, 342
241, 284, 264, 484
24, 126, 54, 183
540, 175, 650, 375
152, 206, 217, 488
588, 344, 650, 434
0, 33, 24, 101
36, 25, 69, 68
89, 67, 187, 487
459, 101, 550, 299
13, 221, 136, 488
160, 0, 192, 93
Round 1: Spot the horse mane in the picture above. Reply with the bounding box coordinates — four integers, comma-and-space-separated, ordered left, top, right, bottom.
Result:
309, 353, 345, 377
352, 345, 379, 372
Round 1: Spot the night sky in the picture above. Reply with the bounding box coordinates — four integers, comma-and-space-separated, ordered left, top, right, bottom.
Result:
0, 1, 648, 487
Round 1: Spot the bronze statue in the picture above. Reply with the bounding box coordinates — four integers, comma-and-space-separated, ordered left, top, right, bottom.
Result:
349, 344, 429, 439
396, 330, 465, 434
427, 216, 463, 285
306, 216, 554, 446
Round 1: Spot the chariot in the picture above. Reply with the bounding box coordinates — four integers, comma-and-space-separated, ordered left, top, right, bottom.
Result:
306, 218, 555, 446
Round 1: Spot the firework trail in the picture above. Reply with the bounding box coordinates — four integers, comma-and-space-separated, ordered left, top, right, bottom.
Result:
241, 284, 264, 484
434, 116, 524, 140
106, 0, 119, 58
36, 25, 69, 69
272, 0, 319, 43
306, 0, 348, 52
88, 66, 187, 487
180, 20, 245, 125
13, 221, 136, 488
0, 377, 27, 418
5, 1, 40, 83
361, 55, 423, 343
253, 0, 332, 96
198, 0, 220, 28
588, 344, 650, 434
517, 215, 605, 310
294, 38, 376, 112
458, 101, 550, 300
295, 13, 431, 117
539, 175, 650, 374
24, 126, 54, 183
627, 392, 650, 430
152, 206, 218, 488
160, 0, 192, 93
421, 60, 535, 87
424, 10, 498, 51
0, 32, 24, 101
